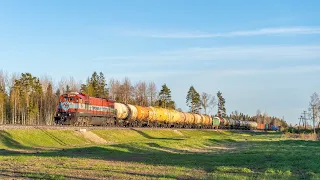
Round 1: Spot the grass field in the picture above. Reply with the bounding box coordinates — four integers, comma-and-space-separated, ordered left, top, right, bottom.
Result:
0, 128, 319, 179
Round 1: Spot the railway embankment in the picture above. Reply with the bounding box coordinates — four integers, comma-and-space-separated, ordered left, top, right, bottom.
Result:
0, 128, 319, 179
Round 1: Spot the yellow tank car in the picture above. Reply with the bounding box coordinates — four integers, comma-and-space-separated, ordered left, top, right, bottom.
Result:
135, 105, 150, 121
154, 107, 169, 123
200, 114, 205, 125
184, 112, 195, 125
193, 114, 202, 125
147, 107, 157, 122
167, 109, 175, 123
169, 110, 182, 124
202, 115, 211, 126
162, 108, 170, 123
178, 112, 186, 124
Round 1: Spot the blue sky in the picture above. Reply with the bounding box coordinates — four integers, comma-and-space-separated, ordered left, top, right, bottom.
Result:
1, 0, 320, 125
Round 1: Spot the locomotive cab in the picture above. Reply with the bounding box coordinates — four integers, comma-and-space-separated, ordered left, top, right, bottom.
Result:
54, 93, 82, 124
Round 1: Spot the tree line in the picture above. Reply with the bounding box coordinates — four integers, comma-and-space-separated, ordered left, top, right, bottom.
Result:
0, 70, 287, 127
294, 92, 320, 134
0, 71, 184, 125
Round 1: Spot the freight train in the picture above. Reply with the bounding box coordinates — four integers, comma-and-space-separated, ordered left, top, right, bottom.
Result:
54, 92, 278, 131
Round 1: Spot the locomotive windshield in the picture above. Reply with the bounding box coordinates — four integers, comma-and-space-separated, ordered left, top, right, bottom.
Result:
60, 94, 81, 103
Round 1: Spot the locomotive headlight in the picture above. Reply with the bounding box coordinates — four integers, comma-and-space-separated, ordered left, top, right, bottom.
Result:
69, 113, 71, 116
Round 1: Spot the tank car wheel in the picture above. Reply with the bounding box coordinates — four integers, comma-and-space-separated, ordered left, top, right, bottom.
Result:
111, 119, 116, 127
137, 121, 143, 127
132, 121, 135, 127
151, 122, 155, 128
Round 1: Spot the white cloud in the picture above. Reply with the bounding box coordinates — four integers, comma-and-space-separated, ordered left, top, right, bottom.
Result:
96, 45, 320, 66
119, 26, 320, 38
205, 64, 320, 77
105, 64, 320, 81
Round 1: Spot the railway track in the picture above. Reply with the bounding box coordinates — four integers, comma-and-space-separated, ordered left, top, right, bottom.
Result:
0, 124, 266, 132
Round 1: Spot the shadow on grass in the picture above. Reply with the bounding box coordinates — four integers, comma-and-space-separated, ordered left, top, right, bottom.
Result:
1, 129, 320, 179
0, 130, 35, 150
37, 128, 68, 146
1, 138, 320, 179
0, 169, 92, 180
130, 128, 185, 140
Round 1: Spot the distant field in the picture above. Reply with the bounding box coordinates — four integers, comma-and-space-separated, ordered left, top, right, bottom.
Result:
0, 128, 319, 179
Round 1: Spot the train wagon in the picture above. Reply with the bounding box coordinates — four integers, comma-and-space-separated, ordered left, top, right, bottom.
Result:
212, 117, 221, 129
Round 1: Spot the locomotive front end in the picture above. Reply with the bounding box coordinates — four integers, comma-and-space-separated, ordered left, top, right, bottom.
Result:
54, 93, 79, 125
54, 101, 73, 124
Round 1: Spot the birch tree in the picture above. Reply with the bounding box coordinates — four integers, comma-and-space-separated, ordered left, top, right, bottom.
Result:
309, 92, 320, 134
134, 81, 148, 106
147, 81, 157, 106
200, 92, 216, 115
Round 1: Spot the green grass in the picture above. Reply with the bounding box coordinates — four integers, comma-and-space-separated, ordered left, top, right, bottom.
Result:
0, 129, 93, 149
0, 128, 319, 179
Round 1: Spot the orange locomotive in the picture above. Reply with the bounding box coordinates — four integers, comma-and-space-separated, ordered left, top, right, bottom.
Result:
54, 92, 117, 126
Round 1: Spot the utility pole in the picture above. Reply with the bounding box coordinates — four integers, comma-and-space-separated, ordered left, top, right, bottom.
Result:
312, 104, 317, 134
302, 110, 308, 130
298, 115, 303, 131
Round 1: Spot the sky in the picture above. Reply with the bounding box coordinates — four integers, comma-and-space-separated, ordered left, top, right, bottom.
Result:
0, 0, 320, 125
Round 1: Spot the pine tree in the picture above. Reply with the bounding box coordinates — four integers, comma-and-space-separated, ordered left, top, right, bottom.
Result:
186, 86, 201, 113
55, 89, 61, 97
80, 72, 108, 98
157, 84, 175, 109
217, 91, 226, 117
98, 72, 108, 98
12, 73, 43, 124
91, 71, 99, 95
66, 85, 70, 93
